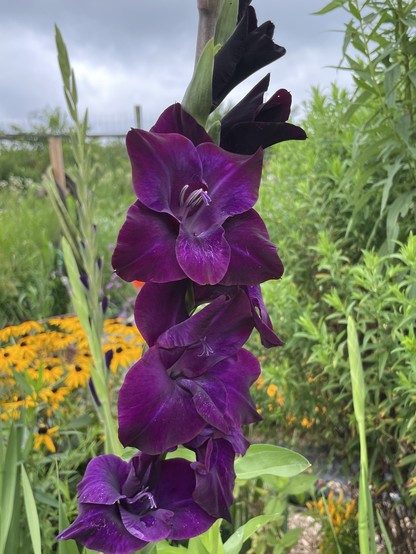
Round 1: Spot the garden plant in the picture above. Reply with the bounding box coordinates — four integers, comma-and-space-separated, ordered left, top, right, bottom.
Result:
0, 0, 415, 553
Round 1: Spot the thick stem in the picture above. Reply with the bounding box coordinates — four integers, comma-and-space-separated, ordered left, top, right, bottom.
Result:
195, 0, 221, 65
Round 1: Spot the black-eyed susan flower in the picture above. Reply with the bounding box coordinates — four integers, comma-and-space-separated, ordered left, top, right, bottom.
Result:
65, 362, 91, 389
34, 424, 59, 453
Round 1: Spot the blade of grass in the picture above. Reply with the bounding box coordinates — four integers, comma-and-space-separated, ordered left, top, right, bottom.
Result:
21, 464, 42, 554
0, 424, 19, 553
348, 315, 377, 554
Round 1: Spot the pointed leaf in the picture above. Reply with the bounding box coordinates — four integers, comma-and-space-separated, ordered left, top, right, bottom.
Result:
0, 424, 19, 553
21, 465, 42, 554
223, 513, 281, 554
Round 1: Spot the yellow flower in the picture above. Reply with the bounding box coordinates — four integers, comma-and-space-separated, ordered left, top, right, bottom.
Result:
34, 424, 59, 453
266, 384, 278, 398
65, 362, 91, 389
107, 345, 141, 373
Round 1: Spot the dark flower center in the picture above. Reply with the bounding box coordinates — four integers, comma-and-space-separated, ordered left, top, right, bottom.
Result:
38, 426, 48, 434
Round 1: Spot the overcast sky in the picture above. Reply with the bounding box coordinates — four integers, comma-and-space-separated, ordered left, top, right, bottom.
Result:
0, 1, 351, 132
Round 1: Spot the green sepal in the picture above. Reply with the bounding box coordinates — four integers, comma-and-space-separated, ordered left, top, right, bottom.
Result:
182, 39, 219, 127
215, 0, 238, 46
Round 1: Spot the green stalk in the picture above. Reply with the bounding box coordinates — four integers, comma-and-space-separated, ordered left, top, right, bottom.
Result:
50, 27, 122, 456
347, 315, 377, 554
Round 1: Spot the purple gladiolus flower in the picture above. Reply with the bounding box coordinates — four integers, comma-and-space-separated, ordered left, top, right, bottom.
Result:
151, 103, 212, 146
118, 292, 261, 454
112, 129, 283, 286
57, 453, 215, 554
220, 74, 307, 155
212, 5, 285, 108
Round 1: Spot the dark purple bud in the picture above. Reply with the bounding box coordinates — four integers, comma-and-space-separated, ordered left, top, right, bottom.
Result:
97, 257, 102, 270
88, 378, 101, 407
212, 6, 286, 108
105, 349, 113, 371
220, 75, 307, 154
101, 295, 108, 314
80, 273, 89, 289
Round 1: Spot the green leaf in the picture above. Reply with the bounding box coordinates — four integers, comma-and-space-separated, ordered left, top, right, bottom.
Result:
156, 541, 187, 553
182, 39, 217, 126
347, 315, 365, 423
21, 465, 42, 554
0, 424, 19, 553
165, 446, 195, 462
376, 510, 394, 554
58, 494, 79, 554
188, 520, 224, 554
61, 237, 89, 330
312, 0, 345, 15
235, 444, 310, 480
55, 25, 71, 87
223, 513, 281, 554
215, 0, 238, 46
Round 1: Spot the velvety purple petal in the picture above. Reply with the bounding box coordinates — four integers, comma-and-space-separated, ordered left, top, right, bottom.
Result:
245, 285, 283, 347
191, 438, 236, 520
196, 142, 263, 220
153, 458, 215, 540
57, 504, 147, 554
151, 103, 213, 146
176, 224, 230, 285
119, 506, 173, 542
118, 348, 206, 454
180, 378, 228, 433
134, 281, 189, 346
221, 121, 307, 155
210, 349, 261, 426
127, 129, 203, 215
157, 290, 254, 376
77, 455, 130, 505
221, 209, 284, 285
112, 201, 184, 283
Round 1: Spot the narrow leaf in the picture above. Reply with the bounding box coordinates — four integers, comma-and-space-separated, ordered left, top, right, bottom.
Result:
21, 465, 42, 554
0, 424, 19, 553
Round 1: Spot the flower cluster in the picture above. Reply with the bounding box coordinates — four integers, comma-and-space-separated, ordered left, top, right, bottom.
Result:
58, 2, 305, 552
0, 316, 143, 452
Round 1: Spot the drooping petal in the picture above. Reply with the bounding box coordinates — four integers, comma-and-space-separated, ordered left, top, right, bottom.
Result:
180, 377, 228, 433
191, 438, 236, 520
77, 454, 130, 505
57, 504, 147, 554
119, 506, 173, 542
221, 209, 284, 285
118, 348, 206, 454
196, 142, 263, 221
134, 281, 189, 346
126, 129, 203, 215
112, 201, 184, 283
176, 224, 230, 285
151, 103, 213, 146
153, 458, 216, 540
245, 285, 283, 347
